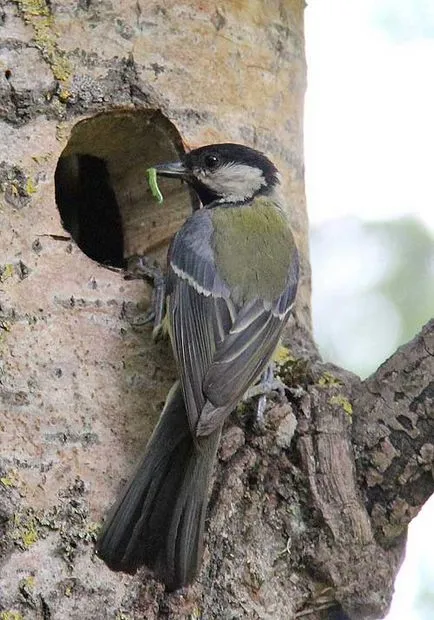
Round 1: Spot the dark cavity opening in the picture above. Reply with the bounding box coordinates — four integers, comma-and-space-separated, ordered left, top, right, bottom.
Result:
56, 154, 124, 266
55, 109, 192, 268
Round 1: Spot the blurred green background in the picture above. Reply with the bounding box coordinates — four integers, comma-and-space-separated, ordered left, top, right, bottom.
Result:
310, 216, 434, 378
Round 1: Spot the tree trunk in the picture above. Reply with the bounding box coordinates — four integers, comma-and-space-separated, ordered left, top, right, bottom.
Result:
0, 1, 432, 619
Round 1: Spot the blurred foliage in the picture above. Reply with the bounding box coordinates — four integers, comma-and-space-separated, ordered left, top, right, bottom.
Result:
372, 0, 434, 43
311, 216, 434, 378
366, 217, 434, 346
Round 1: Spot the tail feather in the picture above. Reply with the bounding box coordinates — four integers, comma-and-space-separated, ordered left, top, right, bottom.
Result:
97, 382, 221, 590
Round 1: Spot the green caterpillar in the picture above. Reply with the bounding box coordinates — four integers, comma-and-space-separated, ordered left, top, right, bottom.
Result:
147, 167, 164, 204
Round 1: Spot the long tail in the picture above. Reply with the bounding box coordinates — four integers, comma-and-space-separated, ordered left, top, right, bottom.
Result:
96, 382, 221, 590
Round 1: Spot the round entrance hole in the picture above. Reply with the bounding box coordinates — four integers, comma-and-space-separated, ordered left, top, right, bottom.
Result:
54, 110, 194, 267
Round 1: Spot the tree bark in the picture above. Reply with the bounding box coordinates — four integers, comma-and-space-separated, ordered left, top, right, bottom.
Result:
0, 1, 433, 619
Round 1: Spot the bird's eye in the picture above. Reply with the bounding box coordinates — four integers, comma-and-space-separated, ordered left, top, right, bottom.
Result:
204, 154, 219, 170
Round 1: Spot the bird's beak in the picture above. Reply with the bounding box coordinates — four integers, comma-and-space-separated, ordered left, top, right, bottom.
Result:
154, 161, 188, 179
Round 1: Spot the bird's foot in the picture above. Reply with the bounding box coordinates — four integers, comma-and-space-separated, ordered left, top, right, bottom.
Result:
125, 256, 166, 338
243, 364, 287, 429
125, 255, 163, 282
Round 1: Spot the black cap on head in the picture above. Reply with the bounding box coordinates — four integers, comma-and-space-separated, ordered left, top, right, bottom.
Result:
184, 143, 278, 187
155, 143, 280, 207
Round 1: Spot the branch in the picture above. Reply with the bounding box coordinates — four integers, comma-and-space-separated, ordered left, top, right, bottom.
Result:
353, 319, 434, 552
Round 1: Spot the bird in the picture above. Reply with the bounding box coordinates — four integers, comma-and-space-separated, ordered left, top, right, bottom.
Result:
96, 142, 300, 591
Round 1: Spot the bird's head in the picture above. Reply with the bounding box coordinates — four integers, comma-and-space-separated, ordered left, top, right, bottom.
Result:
154, 143, 280, 207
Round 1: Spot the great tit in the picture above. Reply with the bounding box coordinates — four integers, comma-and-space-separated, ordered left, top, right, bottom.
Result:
97, 143, 300, 590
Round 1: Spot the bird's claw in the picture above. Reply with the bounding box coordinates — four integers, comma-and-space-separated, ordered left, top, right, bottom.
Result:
243, 363, 287, 428
130, 308, 156, 327
125, 256, 164, 284
125, 255, 166, 336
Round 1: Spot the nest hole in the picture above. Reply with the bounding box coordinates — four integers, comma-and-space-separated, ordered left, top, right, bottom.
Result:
54, 109, 193, 267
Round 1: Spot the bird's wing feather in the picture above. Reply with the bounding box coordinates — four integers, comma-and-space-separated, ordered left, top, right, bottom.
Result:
168, 209, 299, 436
168, 211, 232, 432
202, 256, 299, 411
169, 281, 219, 430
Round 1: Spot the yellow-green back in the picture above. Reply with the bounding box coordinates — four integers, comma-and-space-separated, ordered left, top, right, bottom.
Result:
211, 197, 295, 304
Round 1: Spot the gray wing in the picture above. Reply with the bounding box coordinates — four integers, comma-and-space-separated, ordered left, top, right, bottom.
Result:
168, 210, 299, 437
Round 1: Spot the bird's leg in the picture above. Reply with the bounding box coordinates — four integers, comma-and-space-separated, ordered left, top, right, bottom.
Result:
243, 363, 287, 427
125, 256, 166, 337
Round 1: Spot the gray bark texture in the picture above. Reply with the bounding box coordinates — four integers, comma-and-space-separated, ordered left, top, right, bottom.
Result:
0, 1, 433, 619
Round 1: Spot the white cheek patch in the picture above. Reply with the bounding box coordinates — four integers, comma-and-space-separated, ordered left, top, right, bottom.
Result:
197, 163, 266, 202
